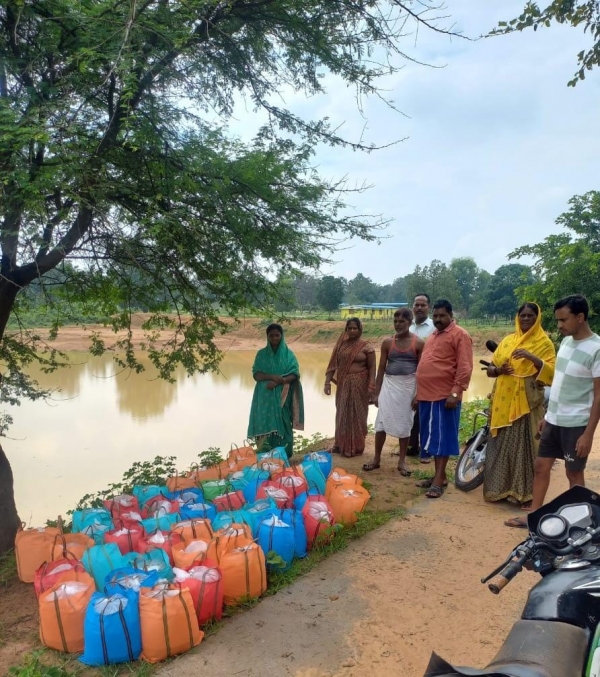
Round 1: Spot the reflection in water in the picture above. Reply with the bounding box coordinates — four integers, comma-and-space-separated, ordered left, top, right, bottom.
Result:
8, 351, 492, 524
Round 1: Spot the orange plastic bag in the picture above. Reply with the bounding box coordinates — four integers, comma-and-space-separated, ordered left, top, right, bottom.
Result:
140, 584, 202, 663
171, 518, 214, 543
227, 444, 257, 471
219, 543, 267, 605
39, 578, 95, 652
329, 485, 371, 526
166, 472, 198, 494
188, 464, 222, 484
15, 526, 61, 583
51, 533, 94, 562
325, 468, 363, 501
211, 525, 253, 562
172, 540, 210, 570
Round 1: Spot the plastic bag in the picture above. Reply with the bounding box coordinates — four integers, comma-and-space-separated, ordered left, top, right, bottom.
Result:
137, 530, 182, 565
171, 518, 213, 543
105, 523, 144, 555
15, 526, 61, 583
303, 451, 333, 479
213, 490, 246, 513
172, 540, 209, 570
139, 584, 202, 663
329, 485, 371, 526
80, 590, 142, 665
34, 558, 87, 599
325, 468, 363, 500
179, 501, 216, 522
302, 497, 336, 550
104, 567, 159, 596
72, 508, 112, 534
219, 544, 267, 606
39, 579, 95, 653
52, 533, 95, 561
276, 508, 308, 559
255, 481, 293, 509
82, 544, 127, 590
125, 550, 174, 582
257, 516, 295, 571
173, 562, 223, 625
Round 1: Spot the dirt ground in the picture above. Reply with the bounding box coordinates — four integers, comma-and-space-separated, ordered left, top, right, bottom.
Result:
3, 432, 591, 676
158, 432, 600, 677
23, 315, 505, 354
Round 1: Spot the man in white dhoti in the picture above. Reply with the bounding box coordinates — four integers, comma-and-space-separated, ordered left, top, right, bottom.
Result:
363, 308, 424, 475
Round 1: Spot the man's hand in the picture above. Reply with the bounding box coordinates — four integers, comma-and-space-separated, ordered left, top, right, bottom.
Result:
576, 431, 594, 458
445, 395, 459, 409
411, 398, 418, 411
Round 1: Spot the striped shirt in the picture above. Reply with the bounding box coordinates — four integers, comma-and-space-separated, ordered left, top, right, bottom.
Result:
545, 334, 600, 427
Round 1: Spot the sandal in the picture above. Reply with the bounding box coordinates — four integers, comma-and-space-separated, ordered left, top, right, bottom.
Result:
419, 458, 432, 464
520, 502, 533, 512
505, 517, 528, 529
362, 463, 380, 472
397, 465, 412, 477
425, 484, 444, 499
415, 478, 449, 489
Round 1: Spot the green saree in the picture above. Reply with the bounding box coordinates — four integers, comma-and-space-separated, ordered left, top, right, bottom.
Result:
247, 335, 304, 458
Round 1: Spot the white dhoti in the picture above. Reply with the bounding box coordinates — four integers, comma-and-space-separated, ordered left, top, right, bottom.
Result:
374, 373, 416, 438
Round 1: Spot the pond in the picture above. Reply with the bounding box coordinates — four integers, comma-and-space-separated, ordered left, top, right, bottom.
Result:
7, 351, 492, 523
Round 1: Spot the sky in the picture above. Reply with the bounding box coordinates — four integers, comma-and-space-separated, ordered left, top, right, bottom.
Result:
225, 1, 600, 285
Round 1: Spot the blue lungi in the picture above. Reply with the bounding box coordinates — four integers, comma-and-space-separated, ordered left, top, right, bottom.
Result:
419, 399, 462, 457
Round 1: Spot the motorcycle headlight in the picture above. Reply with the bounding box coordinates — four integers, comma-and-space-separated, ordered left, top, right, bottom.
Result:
538, 514, 568, 540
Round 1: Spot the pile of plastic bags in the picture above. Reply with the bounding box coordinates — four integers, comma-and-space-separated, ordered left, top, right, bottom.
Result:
15, 446, 370, 665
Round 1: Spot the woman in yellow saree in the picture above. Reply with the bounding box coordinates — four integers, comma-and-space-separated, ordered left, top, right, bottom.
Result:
483, 303, 555, 508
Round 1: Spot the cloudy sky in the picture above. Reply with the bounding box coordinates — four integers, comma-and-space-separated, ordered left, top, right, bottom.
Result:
231, 1, 600, 284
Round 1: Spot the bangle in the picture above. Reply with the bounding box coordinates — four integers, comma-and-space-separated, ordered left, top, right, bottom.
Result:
494, 367, 499, 376
324, 382, 331, 386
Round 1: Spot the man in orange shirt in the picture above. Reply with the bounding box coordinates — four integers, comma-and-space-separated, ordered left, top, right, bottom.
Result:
415, 299, 473, 498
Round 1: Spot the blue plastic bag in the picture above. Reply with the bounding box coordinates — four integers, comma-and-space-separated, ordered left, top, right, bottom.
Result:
72, 508, 112, 534
104, 566, 159, 596
140, 513, 180, 534
132, 485, 167, 505
80, 590, 141, 665
243, 498, 278, 536
300, 460, 327, 495
82, 544, 127, 590
168, 488, 204, 504
257, 516, 295, 571
303, 451, 333, 479
124, 549, 173, 581
240, 467, 270, 503
277, 509, 308, 558
180, 500, 216, 522
257, 447, 290, 467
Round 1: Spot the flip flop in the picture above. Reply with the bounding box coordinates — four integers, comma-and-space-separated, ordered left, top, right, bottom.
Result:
397, 466, 412, 477
415, 478, 449, 489
504, 517, 528, 529
362, 463, 380, 472
426, 484, 444, 498
420, 458, 432, 464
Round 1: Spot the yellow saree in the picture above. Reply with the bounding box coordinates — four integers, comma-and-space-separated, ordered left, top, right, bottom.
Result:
490, 304, 555, 437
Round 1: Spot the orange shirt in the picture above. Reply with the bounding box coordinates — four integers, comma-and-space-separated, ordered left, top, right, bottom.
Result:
416, 321, 473, 402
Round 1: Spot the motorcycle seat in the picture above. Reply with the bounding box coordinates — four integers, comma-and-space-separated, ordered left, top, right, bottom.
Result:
424, 620, 588, 677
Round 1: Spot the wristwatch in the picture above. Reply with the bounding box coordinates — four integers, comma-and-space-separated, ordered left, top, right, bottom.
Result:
451, 392, 459, 399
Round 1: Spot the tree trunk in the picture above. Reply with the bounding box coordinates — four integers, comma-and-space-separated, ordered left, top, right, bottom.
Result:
0, 445, 21, 554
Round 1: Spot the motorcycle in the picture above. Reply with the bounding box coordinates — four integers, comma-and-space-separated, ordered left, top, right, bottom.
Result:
454, 340, 498, 491
454, 340, 550, 492
424, 485, 600, 677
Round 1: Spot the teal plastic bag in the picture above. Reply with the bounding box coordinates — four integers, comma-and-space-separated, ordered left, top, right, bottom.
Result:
72, 508, 112, 533
141, 513, 180, 534
300, 460, 326, 495
132, 485, 167, 505
243, 498, 278, 536
257, 447, 290, 468
82, 544, 127, 590
212, 510, 254, 532
125, 549, 174, 582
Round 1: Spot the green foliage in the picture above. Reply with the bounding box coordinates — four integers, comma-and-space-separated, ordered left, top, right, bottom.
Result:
483, 264, 535, 317
344, 273, 380, 305
0, 549, 16, 587
511, 191, 600, 333
459, 398, 489, 445
8, 652, 75, 677
292, 432, 328, 456
405, 260, 463, 310
316, 276, 345, 314
492, 1, 600, 86
197, 448, 224, 469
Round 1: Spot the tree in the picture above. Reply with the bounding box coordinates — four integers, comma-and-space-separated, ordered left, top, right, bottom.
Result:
405, 260, 462, 309
470, 269, 492, 317
317, 276, 345, 316
483, 264, 535, 317
449, 257, 482, 314
511, 191, 600, 332
293, 274, 319, 312
344, 274, 380, 305
0, 0, 459, 552
493, 1, 600, 86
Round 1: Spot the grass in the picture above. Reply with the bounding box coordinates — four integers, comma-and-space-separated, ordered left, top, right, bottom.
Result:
0, 550, 16, 587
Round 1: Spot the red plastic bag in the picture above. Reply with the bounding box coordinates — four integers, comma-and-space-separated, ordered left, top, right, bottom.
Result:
255, 481, 293, 509
105, 523, 144, 555
174, 561, 224, 625
34, 558, 86, 599
213, 491, 246, 513
302, 496, 335, 550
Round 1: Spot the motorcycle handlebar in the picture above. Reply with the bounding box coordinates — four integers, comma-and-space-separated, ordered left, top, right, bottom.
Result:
488, 552, 528, 594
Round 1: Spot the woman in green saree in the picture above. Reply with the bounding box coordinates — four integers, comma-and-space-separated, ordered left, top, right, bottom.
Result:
247, 324, 305, 458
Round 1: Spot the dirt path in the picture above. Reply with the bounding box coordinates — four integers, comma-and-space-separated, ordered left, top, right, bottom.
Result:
157, 436, 600, 677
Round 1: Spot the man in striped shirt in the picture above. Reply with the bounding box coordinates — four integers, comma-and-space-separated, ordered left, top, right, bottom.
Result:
506, 294, 600, 528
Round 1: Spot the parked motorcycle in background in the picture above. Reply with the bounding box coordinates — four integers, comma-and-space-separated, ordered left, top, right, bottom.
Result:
424, 486, 600, 677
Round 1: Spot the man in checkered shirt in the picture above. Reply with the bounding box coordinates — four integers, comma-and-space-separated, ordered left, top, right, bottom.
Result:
506, 294, 600, 528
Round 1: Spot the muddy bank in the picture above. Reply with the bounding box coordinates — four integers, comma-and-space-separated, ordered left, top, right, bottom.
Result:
23, 315, 509, 353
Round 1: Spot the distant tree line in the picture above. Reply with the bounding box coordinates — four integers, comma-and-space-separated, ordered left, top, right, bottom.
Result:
272, 258, 535, 318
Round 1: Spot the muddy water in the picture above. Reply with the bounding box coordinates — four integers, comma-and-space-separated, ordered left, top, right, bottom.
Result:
8, 352, 492, 523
